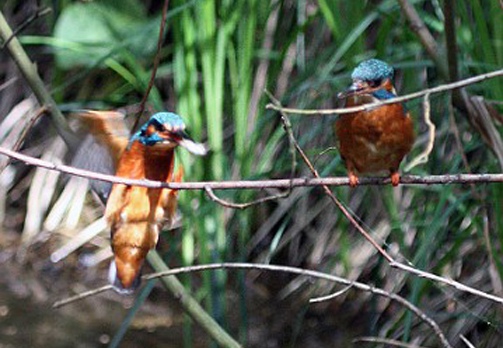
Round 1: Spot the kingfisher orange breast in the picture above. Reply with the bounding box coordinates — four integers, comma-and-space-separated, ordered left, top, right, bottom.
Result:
105, 141, 182, 290
335, 59, 415, 187
335, 101, 414, 174
76, 110, 206, 293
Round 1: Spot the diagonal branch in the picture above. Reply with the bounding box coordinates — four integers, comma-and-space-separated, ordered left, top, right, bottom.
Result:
266, 95, 503, 307
53, 262, 454, 348
0, 11, 78, 149
267, 92, 395, 261
265, 68, 503, 116
397, 0, 448, 79
131, 0, 170, 132
0, 7, 52, 48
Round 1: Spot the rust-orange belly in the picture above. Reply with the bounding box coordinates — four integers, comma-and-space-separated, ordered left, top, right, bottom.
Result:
335, 102, 414, 185
105, 142, 182, 289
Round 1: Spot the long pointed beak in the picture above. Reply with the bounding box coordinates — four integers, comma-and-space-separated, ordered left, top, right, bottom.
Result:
175, 131, 208, 156
337, 80, 369, 99
338, 81, 365, 99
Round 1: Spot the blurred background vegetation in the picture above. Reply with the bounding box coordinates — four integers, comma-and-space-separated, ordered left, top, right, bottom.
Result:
0, 0, 502, 347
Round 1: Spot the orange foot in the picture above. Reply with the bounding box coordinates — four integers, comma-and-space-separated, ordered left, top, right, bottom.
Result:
390, 172, 400, 186
348, 172, 360, 188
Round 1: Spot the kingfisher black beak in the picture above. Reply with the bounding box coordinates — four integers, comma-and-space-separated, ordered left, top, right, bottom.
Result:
338, 80, 370, 99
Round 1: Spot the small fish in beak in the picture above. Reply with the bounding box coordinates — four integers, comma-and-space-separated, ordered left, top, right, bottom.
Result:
173, 130, 208, 156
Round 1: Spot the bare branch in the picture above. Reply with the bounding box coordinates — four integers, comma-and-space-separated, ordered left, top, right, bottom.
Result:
309, 283, 354, 303
405, 93, 435, 171
204, 186, 290, 210
1, 146, 502, 189
268, 93, 396, 262
266, 95, 503, 308
389, 261, 503, 305
354, 337, 427, 348
53, 284, 113, 308
131, 0, 170, 132
460, 335, 477, 348
265, 69, 503, 116
0, 11, 78, 148
53, 262, 453, 348
397, 0, 448, 79
0, 7, 52, 48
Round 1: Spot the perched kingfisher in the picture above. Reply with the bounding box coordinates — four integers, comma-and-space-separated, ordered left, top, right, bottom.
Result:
335, 59, 414, 187
77, 111, 206, 293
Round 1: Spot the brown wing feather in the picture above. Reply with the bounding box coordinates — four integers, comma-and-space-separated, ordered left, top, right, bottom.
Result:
73, 110, 130, 164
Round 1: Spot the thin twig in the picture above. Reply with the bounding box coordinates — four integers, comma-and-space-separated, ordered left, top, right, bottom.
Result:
389, 260, 503, 305
354, 337, 427, 348
53, 262, 453, 348
0, 7, 52, 48
0, 76, 17, 92
206, 89, 296, 209
204, 186, 290, 210
131, 0, 170, 132
397, 0, 448, 79
53, 284, 113, 308
0, 11, 77, 149
405, 93, 435, 171
459, 335, 477, 348
1, 146, 503, 190
268, 93, 395, 262
448, 95, 481, 199
267, 95, 503, 307
0, 106, 46, 172
309, 283, 354, 303
265, 69, 503, 116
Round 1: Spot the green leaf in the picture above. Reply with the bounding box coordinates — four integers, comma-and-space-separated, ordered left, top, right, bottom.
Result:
53, 1, 158, 69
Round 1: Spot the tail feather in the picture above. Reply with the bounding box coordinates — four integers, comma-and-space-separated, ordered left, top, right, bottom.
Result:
108, 259, 141, 294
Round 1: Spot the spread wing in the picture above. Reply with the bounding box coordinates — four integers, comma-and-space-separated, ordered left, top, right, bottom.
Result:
71, 110, 131, 202
73, 110, 130, 164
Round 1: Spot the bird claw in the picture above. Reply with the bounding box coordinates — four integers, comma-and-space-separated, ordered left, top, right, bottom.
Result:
348, 173, 359, 188
390, 172, 400, 186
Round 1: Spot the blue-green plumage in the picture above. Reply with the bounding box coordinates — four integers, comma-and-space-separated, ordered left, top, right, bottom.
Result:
335, 59, 414, 187
126, 111, 207, 155
372, 89, 396, 100
351, 59, 394, 82
129, 112, 186, 147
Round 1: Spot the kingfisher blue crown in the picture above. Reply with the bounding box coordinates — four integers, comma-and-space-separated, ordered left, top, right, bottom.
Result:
130, 112, 186, 146
351, 59, 394, 82
149, 112, 185, 129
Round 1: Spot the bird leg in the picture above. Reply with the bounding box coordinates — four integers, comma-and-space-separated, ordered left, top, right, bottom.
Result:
347, 166, 360, 188
344, 160, 360, 187
348, 172, 360, 187
390, 171, 400, 186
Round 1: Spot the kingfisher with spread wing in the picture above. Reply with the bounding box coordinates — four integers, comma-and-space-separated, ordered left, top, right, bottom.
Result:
77, 111, 206, 293
335, 59, 414, 187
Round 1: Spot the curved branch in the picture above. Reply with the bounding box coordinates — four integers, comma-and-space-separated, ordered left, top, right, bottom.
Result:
54, 262, 453, 348
265, 69, 503, 115
405, 93, 435, 171
204, 186, 290, 209
1, 146, 502, 190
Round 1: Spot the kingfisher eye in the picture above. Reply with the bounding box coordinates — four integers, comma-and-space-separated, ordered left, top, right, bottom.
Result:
150, 120, 165, 131
369, 79, 382, 88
